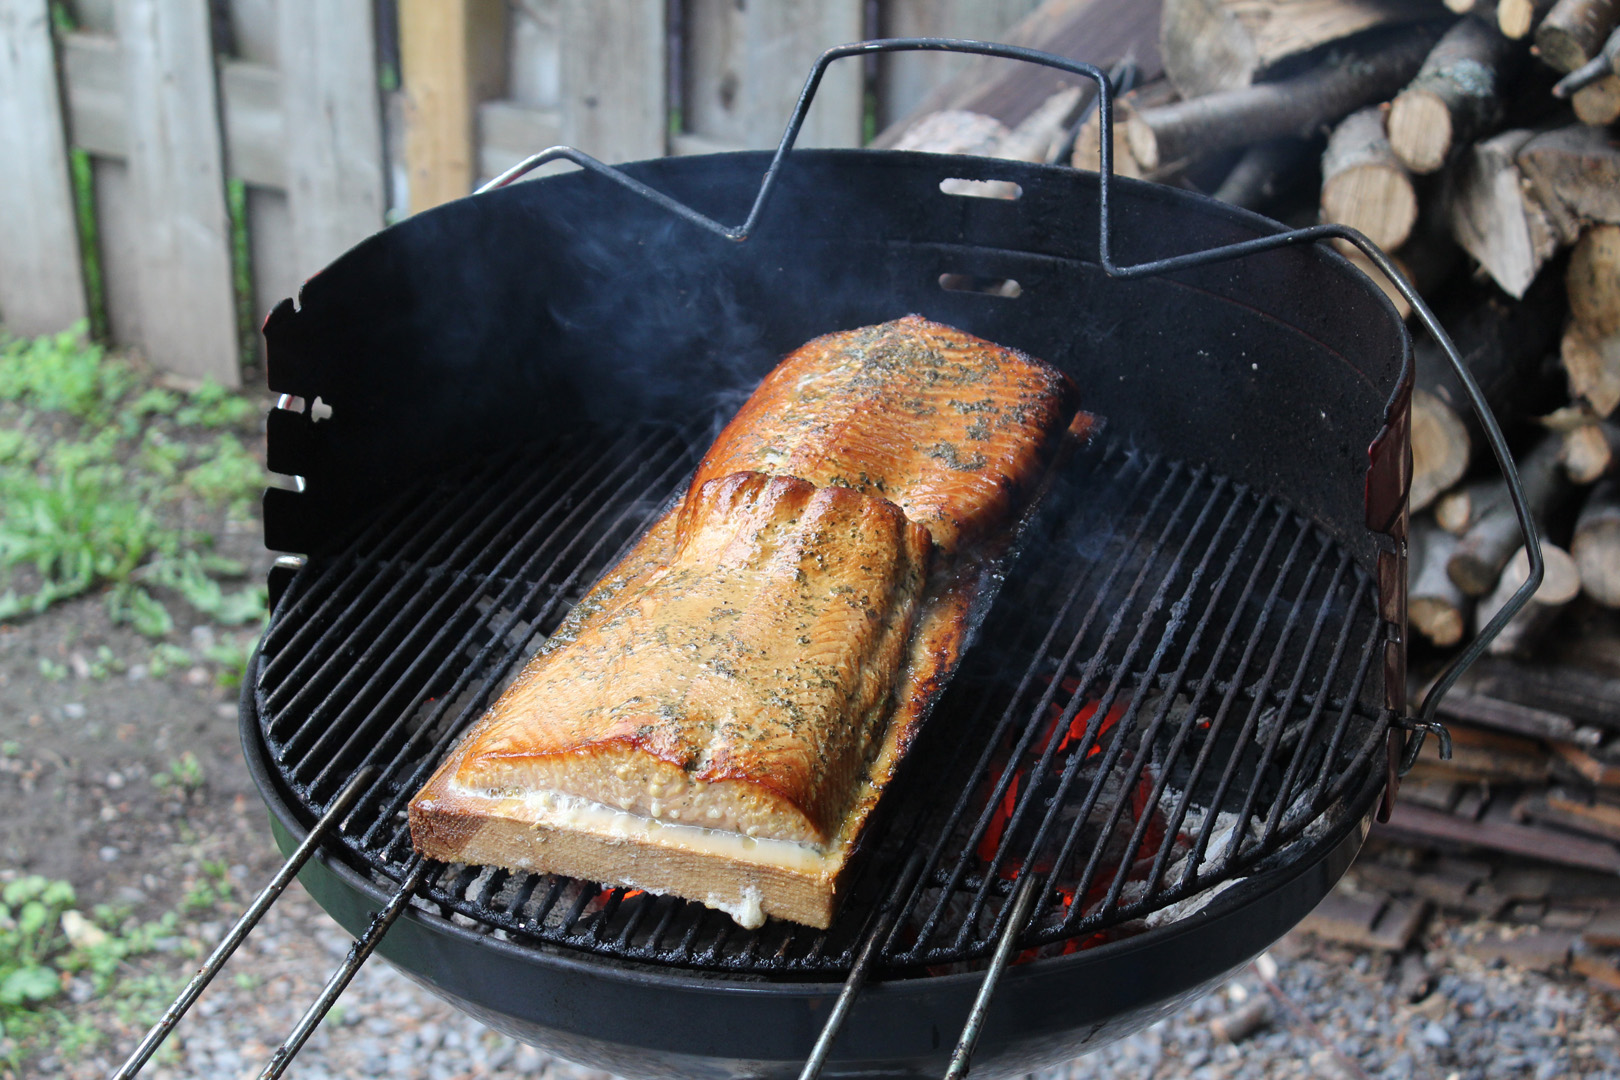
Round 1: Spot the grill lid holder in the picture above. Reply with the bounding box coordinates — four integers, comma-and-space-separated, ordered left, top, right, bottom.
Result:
118, 39, 1536, 1080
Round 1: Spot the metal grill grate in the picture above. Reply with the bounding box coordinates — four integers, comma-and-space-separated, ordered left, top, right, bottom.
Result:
253, 422, 1389, 976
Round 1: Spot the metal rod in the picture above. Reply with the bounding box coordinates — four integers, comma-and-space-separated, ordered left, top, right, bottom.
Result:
257, 857, 432, 1080
473, 37, 1543, 736
109, 767, 376, 1080
797, 851, 926, 1080
943, 873, 1042, 1080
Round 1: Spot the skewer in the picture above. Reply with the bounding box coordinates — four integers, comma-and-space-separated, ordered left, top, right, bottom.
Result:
109, 766, 377, 1080
257, 856, 433, 1080
797, 850, 927, 1080
943, 873, 1043, 1080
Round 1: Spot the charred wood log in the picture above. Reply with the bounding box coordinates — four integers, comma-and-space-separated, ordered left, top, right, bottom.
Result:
1126, 26, 1442, 171
1387, 17, 1519, 174
1320, 106, 1419, 250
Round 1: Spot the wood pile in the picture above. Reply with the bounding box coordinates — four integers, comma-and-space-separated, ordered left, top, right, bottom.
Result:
875, 0, 1620, 879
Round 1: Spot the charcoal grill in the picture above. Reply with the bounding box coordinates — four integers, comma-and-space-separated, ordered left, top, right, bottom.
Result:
112, 40, 1541, 1080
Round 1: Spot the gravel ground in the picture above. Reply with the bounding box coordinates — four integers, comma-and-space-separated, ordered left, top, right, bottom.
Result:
40, 875, 1620, 1080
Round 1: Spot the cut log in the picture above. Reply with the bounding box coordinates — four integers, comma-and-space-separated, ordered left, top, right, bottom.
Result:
872, 0, 1165, 148
1499, 0, 1558, 38
1411, 278, 1567, 510
1320, 105, 1419, 250
1448, 435, 1569, 595
1411, 519, 1472, 646
1573, 74, 1620, 122
1562, 321, 1620, 418
1561, 418, 1620, 481
1569, 225, 1620, 337
1446, 0, 1494, 11
1516, 124, 1620, 227
1126, 25, 1442, 172
1387, 18, 1518, 174
1070, 79, 1179, 179
1211, 137, 1315, 210
1534, 0, 1620, 72
1436, 477, 1510, 534
1159, 0, 1443, 99
1412, 389, 1475, 510
1477, 541, 1582, 655
1573, 479, 1620, 605
1446, 129, 1562, 298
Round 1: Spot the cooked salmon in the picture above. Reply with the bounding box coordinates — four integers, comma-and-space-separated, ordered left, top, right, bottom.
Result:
409, 316, 1083, 929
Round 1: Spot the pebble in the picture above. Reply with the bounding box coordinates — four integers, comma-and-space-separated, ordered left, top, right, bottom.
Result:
63, 702, 87, 719
1422, 1020, 1451, 1047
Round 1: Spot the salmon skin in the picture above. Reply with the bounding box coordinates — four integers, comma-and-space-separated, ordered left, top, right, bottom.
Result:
410, 315, 1086, 929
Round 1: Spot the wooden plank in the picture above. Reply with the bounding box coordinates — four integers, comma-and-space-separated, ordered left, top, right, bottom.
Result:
873, 0, 1165, 147
1379, 802, 1620, 873
246, 187, 296, 359
505, 0, 559, 107
220, 58, 286, 188
559, 0, 665, 163
878, 0, 1045, 127
227, 0, 279, 63
478, 100, 565, 182
0, 0, 89, 335
278, 0, 386, 278
682, 0, 864, 150
60, 32, 125, 157
62, 35, 287, 189
92, 157, 144, 347
400, 0, 506, 213
115, 0, 239, 384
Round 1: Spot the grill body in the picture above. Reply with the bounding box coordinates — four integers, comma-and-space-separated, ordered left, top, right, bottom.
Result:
253, 150, 1410, 1078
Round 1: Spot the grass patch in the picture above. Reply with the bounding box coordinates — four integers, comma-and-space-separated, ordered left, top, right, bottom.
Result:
0, 324, 269, 651
0, 876, 191, 1072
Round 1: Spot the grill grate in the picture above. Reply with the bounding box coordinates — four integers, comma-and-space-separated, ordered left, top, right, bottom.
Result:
254, 422, 1389, 976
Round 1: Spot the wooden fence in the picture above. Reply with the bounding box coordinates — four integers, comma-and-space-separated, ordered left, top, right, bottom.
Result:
0, 0, 1044, 386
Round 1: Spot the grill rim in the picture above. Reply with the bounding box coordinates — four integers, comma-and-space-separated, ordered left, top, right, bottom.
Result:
245, 663, 1378, 1072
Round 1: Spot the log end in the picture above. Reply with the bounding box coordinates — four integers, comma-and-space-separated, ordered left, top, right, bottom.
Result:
1498, 0, 1538, 39
1321, 165, 1419, 252
1574, 517, 1620, 606
1411, 389, 1473, 512
1572, 76, 1620, 126
1124, 116, 1161, 173
1448, 550, 1502, 597
1387, 90, 1453, 175
1533, 26, 1591, 75
1410, 597, 1467, 647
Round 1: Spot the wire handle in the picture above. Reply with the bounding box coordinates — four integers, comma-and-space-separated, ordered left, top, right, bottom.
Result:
482, 36, 1540, 784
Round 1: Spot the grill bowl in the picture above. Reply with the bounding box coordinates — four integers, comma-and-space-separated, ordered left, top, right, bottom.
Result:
252, 149, 1409, 1079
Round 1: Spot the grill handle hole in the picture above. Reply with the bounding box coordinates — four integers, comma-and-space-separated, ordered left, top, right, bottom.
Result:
310, 396, 333, 422
939, 273, 1022, 298
940, 178, 1023, 200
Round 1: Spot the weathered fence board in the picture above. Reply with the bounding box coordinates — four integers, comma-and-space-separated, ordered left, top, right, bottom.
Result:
560, 0, 666, 163
0, 0, 87, 335
116, 0, 239, 383
278, 0, 386, 282
681, 0, 865, 151
4, 0, 1046, 378
878, 0, 1045, 126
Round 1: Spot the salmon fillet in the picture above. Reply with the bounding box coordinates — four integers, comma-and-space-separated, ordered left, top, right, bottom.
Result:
410, 316, 1083, 928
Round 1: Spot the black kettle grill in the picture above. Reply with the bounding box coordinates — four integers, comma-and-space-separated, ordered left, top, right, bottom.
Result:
112, 40, 1540, 1080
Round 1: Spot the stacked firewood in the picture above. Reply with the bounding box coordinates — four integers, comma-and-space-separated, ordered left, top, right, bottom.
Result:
876, 0, 1620, 872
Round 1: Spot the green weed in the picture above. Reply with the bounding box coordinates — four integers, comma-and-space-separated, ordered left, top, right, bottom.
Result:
151, 752, 204, 794
145, 643, 193, 679
182, 434, 263, 509
0, 325, 130, 425
205, 634, 258, 690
